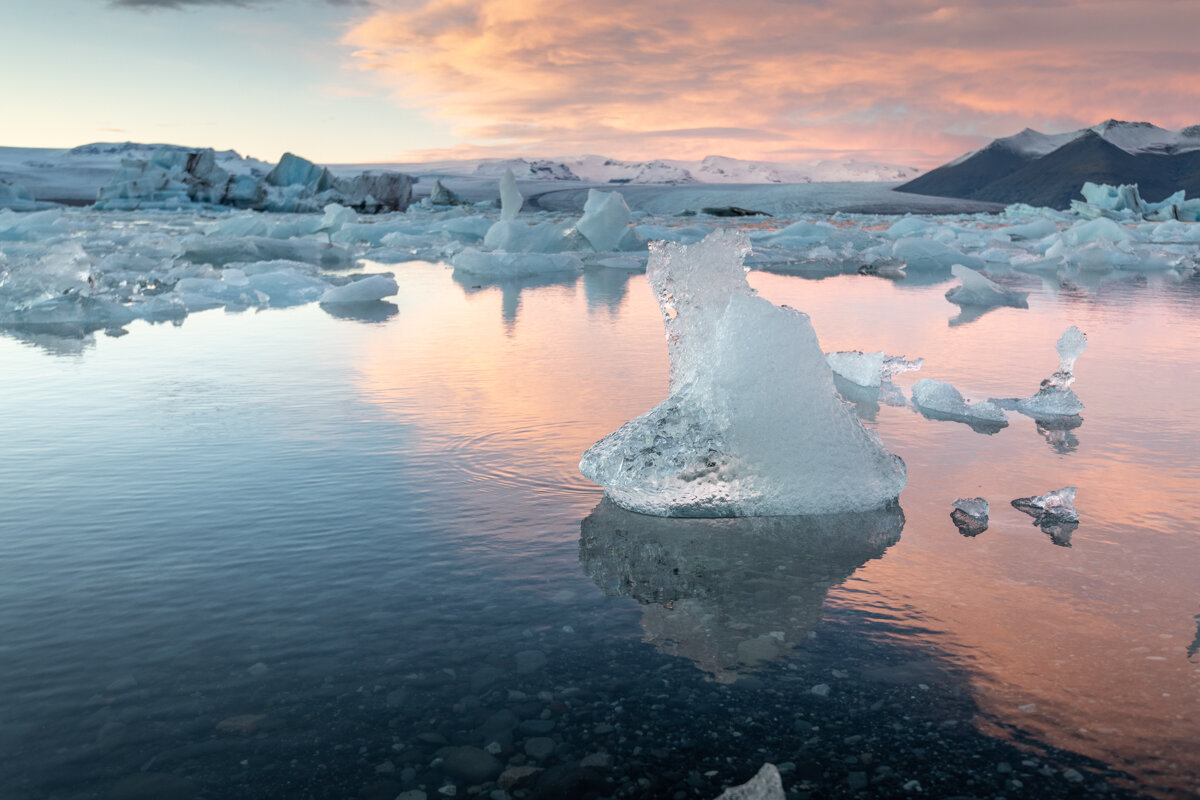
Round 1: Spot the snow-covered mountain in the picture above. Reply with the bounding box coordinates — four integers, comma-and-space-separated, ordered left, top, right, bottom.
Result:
899, 120, 1200, 209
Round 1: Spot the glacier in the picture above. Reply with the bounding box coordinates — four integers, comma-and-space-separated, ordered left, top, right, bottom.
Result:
578, 229, 907, 517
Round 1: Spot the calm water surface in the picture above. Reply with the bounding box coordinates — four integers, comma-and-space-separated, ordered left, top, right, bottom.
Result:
1, 259, 1197, 799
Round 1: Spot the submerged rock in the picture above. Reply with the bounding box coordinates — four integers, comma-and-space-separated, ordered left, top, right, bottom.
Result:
951, 497, 990, 536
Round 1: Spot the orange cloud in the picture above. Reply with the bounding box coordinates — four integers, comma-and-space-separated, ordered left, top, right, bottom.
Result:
341, 0, 1200, 166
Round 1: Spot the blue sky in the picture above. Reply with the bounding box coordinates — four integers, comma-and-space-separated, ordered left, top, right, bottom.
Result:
4, 0, 1198, 166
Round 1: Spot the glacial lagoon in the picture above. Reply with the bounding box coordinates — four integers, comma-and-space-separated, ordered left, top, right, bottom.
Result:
1, 210, 1198, 799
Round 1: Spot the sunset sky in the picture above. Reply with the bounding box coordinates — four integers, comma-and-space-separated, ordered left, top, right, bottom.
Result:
5, 0, 1199, 167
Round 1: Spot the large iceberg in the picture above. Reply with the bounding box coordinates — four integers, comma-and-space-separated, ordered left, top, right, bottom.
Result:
579, 229, 906, 516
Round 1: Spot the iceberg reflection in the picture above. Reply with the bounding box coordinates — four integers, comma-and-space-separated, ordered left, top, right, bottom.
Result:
579, 499, 904, 682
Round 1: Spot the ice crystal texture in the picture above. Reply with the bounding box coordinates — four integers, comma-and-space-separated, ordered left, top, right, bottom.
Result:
579, 229, 906, 517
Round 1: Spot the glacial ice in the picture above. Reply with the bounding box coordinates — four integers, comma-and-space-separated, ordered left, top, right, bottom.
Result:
1013, 487, 1079, 546
825, 350, 885, 387
579, 229, 906, 517
945, 265, 1029, 309
893, 237, 984, 276
994, 326, 1087, 419
951, 497, 989, 537
577, 190, 639, 253
452, 248, 583, 279
319, 274, 399, 304
498, 169, 522, 222
911, 378, 1008, 432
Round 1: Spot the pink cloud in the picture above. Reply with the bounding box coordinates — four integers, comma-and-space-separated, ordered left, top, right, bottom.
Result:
342, 0, 1200, 165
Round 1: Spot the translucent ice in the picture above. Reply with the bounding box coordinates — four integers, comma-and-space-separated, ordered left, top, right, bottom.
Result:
499, 168, 523, 222
995, 326, 1087, 418
576, 189, 637, 252
911, 378, 1008, 432
825, 350, 885, 388
950, 497, 989, 537
712, 763, 785, 800
579, 229, 906, 517
893, 238, 984, 276
1012, 487, 1079, 529
319, 274, 398, 304
945, 265, 1029, 309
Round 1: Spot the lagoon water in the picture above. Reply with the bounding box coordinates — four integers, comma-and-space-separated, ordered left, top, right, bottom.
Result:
1, 253, 1198, 799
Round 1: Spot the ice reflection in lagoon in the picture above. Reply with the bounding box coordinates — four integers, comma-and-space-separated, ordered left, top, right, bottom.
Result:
0, 255, 1198, 798
580, 500, 904, 682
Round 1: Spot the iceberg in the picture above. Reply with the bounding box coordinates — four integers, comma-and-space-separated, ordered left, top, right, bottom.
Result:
825, 350, 885, 388
451, 249, 583, 279
911, 378, 1008, 432
893, 238, 984, 276
576, 189, 640, 252
429, 179, 464, 206
579, 229, 906, 517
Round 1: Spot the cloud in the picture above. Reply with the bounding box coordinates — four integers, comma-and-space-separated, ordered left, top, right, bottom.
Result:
342, 0, 1200, 164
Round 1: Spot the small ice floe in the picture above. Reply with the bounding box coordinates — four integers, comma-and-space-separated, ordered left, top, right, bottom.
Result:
1012, 487, 1079, 546
911, 378, 1008, 433
945, 264, 1029, 310
993, 326, 1087, 420
951, 497, 989, 537
318, 274, 398, 305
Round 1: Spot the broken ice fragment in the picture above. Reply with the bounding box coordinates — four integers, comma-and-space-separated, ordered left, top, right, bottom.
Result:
825, 350, 885, 388
911, 378, 1007, 433
712, 763, 785, 800
579, 229, 906, 517
994, 326, 1088, 419
1012, 486, 1078, 547
318, 274, 398, 305
499, 169, 522, 221
945, 265, 1029, 309
576, 189, 638, 252
950, 497, 989, 537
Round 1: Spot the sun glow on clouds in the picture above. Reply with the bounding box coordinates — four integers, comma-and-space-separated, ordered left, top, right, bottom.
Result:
342, 0, 1200, 165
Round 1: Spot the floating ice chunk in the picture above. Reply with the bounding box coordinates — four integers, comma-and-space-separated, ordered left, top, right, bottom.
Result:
1071, 182, 1144, 218
945, 265, 1029, 309
0, 208, 68, 241
0, 292, 135, 332
911, 378, 1007, 431
995, 326, 1087, 418
881, 354, 924, 380
483, 220, 580, 253
579, 229, 906, 517
429, 179, 464, 206
179, 235, 356, 270
825, 350, 885, 388
129, 293, 188, 322
1012, 487, 1079, 545
893, 238, 983, 275
245, 267, 331, 306
319, 274, 398, 304
1062, 217, 1133, 246
265, 152, 334, 192
0, 178, 47, 211
452, 248, 584, 279
499, 169, 522, 221
951, 497, 989, 537
436, 216, 495, 243
885, 216, 934, 239
752, 220, 835, 246
635, 224, 712, 245
577, 189, 636, 252
175, 269, 267, 310
995, 218, 1058, 241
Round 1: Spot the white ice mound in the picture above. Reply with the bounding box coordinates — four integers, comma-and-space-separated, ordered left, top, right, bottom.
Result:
945, 265, 1029, 309
825, 350, 885, 387
578, 229, 907, 517
911, 378, 1008, 430
319, 274, 398, 304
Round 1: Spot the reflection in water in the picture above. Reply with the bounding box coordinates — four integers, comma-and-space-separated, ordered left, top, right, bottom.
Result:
581, 268, 636, 314
949, 303, 1005, 328
319, 300, 399, 323
449, 269, 580, 331
579, 499, 904, 682
0, 328, 99, 356
1036, 416, 1082, 453
1189, 615, 1200, 661
951, 509, 989, 537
